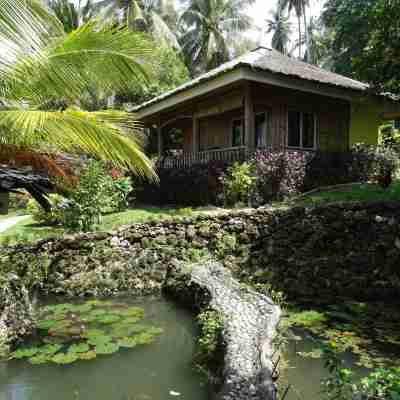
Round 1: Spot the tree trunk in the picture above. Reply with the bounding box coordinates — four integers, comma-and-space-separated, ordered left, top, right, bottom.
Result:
297, 15, 301, 58
302, 4, 310, 62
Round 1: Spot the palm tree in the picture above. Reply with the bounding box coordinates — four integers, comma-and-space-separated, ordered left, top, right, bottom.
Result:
180, 0, 254, 73
93, 0, 179, 49
281, 0, 309, 60
46, 0, 94, 32
291, 17, 329, 66
266, 3, 292, 55
0, 0, 156, 179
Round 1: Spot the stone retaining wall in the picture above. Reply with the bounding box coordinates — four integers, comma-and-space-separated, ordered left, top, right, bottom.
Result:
2, 201, 399, 302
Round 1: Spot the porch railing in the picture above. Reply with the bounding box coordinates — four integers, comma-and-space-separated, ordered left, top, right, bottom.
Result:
158, 146, 250, 169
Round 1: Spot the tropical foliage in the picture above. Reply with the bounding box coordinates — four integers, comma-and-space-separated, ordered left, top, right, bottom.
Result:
322, 0, 400, 93
47, 0, 94, 32
179, 0, 254, 72
266, 2, 292, 55
0, 0, 155, 178
93, 0, 180, 48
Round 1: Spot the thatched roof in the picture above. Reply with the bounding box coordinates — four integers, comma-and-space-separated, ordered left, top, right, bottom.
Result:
131, 47, 372, 113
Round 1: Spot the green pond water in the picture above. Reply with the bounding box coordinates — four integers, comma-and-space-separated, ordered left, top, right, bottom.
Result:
0, 297, 395, 400
284, 328, 370, 400
0, 297, 210, 400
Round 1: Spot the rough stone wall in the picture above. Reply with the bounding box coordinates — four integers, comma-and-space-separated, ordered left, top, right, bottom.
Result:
2, 201, 400, 301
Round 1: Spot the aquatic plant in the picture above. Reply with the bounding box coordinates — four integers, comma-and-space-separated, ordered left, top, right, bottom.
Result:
11, 299, 162, 366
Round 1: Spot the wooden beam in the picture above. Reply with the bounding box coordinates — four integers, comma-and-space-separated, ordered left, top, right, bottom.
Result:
192, 117, 198, 153
157, 125, 163, 156
244, 83, 255, 151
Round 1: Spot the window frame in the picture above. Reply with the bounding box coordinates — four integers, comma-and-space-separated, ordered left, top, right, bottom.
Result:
287, 110, 318, 150
255, 110, 272, 149
231, 117, 245, 148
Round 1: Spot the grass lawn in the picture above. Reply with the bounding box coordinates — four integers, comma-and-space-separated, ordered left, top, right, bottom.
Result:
0, 212, 15, 222
296, 181, 400, 205
0, 206, 194, 245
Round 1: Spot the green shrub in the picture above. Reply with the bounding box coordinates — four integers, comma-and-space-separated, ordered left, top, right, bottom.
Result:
60, 161, 111, 231
196, 309, 224, 369
221, 162, 255, 206
321, 342, 400, 400
27, 194, 65, 225
350, 144, 398, 187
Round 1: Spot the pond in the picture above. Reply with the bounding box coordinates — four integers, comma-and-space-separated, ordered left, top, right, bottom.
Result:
283, 328, 370, 400
0, 297, 210, 400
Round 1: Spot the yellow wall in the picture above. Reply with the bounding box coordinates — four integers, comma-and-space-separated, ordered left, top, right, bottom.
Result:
349, 101, 381, 145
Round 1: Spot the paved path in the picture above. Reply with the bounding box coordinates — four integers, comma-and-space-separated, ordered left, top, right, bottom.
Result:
0, 215, 30, 233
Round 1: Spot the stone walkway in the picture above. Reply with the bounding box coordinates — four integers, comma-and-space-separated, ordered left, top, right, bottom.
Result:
0, 215, 30, 233
191, 262, 281, 400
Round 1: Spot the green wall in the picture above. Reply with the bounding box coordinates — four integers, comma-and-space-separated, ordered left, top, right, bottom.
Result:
349, 101, 381, 145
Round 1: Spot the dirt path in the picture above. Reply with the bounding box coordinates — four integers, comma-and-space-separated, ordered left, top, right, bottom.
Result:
0, 215, 30, 233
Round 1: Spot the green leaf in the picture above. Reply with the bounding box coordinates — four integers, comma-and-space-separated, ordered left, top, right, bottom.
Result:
95, 342, 119, 355
52, 352, 79, 364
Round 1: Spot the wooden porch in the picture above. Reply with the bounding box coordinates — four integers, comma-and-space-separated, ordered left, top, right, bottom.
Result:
157, 146, 251, 168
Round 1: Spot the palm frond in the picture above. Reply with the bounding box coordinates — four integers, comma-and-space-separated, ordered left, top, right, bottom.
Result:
150, 11, 180, 49
3, 21, 153, 105
0, 0, 63, 76
0, 109, 157, 179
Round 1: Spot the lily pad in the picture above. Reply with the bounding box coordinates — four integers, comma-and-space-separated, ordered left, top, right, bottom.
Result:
96, 314, 121, 324
78, 350, 97, 360
87, 335, 112, 347
117, 337, 138, 348
52, 352, 79, 365
68, 343, 90, 354
12, 347, 39, 359
82, 329, 104, 339
29, 354, 51, 365
118, 307, 145, 319
39, 344, 62, 355
95, 342, 119, 355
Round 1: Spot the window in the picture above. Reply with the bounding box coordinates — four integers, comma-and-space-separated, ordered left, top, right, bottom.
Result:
255, 112, 271, 148
232, 119, 244, 147
288, 111, 316, 149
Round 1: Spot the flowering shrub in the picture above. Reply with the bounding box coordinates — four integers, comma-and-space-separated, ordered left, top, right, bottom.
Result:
252, 150, 308, 202
220, 162, 255, 206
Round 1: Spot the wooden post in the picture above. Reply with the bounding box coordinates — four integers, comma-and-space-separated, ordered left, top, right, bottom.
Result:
244, 83, 255, 153
157, 124, 163, 156
192, 116, 198, 154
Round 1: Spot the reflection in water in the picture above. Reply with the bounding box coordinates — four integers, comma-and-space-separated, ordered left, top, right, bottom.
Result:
0, 298, 209, 400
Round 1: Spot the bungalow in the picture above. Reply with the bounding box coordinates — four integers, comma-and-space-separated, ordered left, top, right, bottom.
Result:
131, 46, 400, 167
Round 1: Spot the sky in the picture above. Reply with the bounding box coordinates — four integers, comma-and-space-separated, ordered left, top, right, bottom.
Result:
73, 0, 326, 48
247, 0, 325, 46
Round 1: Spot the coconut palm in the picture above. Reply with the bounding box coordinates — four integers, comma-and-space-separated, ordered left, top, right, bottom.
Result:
0, 0, 156, 179
281, 0, 309, 59
46, 0, 94, 33
180, 0, 254, 73
266, 3, 292, 55
93, 0, 179, 49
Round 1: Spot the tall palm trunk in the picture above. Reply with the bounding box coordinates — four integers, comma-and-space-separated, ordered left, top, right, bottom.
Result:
297, 15, 301, 58
302, 3, 310, 62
